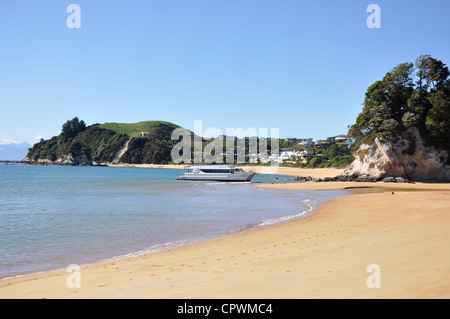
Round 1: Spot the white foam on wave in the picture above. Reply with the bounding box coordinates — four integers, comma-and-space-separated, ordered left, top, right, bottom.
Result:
96, 239, 192, 262
1, 240, 198, 281
1, 269, 50, 281
100, 198, 318, 264
1, 197, 320, 281
1, 239, 201, 281
257, 199, 314, 227
205, 181, 251, 186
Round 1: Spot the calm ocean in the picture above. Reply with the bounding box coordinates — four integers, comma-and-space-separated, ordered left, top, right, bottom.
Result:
0, 164, 348, 279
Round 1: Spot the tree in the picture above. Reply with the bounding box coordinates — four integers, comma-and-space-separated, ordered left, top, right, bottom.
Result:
349, 55, 450, 152
406, 90, 432, 126
425, 90, 450, 150
350, 62, 414, 144
382, 62, 415, 122
415, 54, 449, 92
61, 117, 87, 141
308, 157, 322, 168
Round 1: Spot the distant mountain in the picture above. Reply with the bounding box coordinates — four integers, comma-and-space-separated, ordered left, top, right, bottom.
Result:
0, 142, 31, 161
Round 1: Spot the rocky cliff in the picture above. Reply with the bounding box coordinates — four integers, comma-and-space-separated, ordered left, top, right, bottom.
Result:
22, 153, 95, 166
342, 127, 450, 182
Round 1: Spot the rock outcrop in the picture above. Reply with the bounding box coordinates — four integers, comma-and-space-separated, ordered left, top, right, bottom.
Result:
342, 128, 450, 182
22, 153, 95, 166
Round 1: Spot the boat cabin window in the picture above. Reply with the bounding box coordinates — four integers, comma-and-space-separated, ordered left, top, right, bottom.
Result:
200, 169, 231, 173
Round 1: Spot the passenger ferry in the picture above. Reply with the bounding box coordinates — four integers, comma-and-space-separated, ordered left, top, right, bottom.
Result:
176, 165, 255, 182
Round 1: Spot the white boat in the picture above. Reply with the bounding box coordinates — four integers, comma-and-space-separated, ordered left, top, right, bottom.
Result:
176, 165, 255, 182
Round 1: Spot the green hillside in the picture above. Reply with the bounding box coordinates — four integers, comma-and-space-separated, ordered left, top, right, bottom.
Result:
99, 121, 180, 137
25, 118, 187, 165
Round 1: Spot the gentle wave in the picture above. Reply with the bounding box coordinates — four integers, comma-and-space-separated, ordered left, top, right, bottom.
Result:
204, 181, 252, 186
0, 196, 330, 281
96, 240, 191, 262
69, 199, 317, 266
257, 200, 314, 227
1, 240, 197, 281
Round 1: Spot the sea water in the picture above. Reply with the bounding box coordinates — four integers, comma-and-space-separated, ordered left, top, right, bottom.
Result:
0, 164, 348, 279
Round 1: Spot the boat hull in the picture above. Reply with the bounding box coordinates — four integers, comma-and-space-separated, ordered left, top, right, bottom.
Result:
176, 173, 255, 182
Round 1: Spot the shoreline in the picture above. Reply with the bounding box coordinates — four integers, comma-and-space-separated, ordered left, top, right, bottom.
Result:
0, 182, 343, 282
0, 165, 341, 282
1, 180, 449, 298
107, 163, 346, 178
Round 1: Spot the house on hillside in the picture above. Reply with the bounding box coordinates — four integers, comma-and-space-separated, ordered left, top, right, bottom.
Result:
327, 134, 347, 141
299, 149, 314, 163
280, 149, 301, 162
297, 138, 314, 148
314, 140, 331, 149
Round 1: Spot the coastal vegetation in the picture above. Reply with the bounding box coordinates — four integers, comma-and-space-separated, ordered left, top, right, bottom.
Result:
348, 54, 450, 157
27, 120, 129, 163
26, 119, 179, 164
118, 122, 181, 164
25, 118, 353, 167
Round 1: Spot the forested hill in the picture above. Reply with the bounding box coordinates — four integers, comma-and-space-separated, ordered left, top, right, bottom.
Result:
24, 118, 184, 165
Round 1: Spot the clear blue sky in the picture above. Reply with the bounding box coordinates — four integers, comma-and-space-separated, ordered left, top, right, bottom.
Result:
1, 0, 449, 145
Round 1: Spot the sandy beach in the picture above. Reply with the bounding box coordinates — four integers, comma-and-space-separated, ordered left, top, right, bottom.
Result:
1, 167, 449, 299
